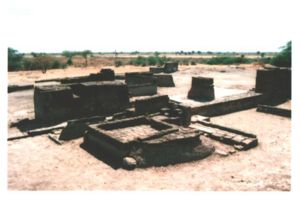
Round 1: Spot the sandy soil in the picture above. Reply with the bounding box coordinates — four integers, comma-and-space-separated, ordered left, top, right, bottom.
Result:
7, 64, 290, 191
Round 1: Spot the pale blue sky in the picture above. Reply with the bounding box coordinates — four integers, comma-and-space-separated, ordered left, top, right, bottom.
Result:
7, 0, 294, 53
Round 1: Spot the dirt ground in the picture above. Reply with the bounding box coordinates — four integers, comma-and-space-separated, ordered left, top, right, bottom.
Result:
7, 64, 291, 191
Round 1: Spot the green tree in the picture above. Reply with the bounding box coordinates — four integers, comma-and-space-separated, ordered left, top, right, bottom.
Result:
271, 41, 291, 68
81, 50, 92, 66
62, 51, 75, 65
8, 48, 24, 71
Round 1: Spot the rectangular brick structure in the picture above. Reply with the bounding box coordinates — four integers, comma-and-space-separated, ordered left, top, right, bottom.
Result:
255, 67, 291, 100
83, 116, 214, 169
164, 62, 178, 73
154, 74, 175, 87
188, 76, 215, 101
75, 81, 130, 115
135, 95, 170, 114
125, 72, 157, 96
34, 81, 130, 122
34, 85, 75, 122
84, 116, 178, 158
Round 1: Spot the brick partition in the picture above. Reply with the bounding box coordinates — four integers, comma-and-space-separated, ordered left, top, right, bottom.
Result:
188, 91, 263, 116
125, 72, 158, 96
135, 95, 170, 114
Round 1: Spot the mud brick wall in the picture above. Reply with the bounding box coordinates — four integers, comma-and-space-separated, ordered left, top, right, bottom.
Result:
135, 95, 170, 114
164, 62, 178, 73
150, 67, 164, 74
34, 81, 130, 122
188, 76, 215, 101
255, 68, 291, 100
191, 92, 263, 117
154, 74, 175, 87
125, 72, 156, 85
127, 83, 157, 96
76, 81, 130, 115
125, 72, 158, 96
34, 85, 75, 122
99, 68, 115, 80
83, 116, 177, 160
257, 104, 291, 118
61, 68, 115, 84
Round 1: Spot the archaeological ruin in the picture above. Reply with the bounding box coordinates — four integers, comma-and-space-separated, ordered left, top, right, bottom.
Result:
8, 64, 292, 170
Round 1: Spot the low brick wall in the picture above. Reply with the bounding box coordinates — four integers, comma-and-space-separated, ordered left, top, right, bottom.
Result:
257, 104, 291, 118
150, 67, 164, 74
189, 92, 263, 116
135, 95, 170, 114
8, 84, 34, 93
34, 81, 130, 122
128, 83, 157, 96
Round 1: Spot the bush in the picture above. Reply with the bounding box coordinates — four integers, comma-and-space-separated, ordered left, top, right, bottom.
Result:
147, 56, 158, 66
271, 41, 291, 68
8, 48, 24, 71
130, 56, 147, 66
51, 60, 67, 68
115, 60, 123, 67
181, 59, 189, 65
129, 55, 171, 66
191, 61, 196, 65
20, 56, 67, 71
205, 56, 251, 65
67, 57, 73, 65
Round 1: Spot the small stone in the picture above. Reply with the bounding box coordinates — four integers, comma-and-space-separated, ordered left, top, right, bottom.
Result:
242, 138, 254, 145
123, 157, 137, 170
234, 145, 244, 151
232, 135, 247, 143
215, 149, 229, 157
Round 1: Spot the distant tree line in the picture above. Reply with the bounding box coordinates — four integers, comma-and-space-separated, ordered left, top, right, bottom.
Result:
8, 42, 291, 71
8, 48, 93, 71
128, 52, 172, 66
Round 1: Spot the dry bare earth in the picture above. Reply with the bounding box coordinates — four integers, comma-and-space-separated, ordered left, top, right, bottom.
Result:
7, 64, 290, 191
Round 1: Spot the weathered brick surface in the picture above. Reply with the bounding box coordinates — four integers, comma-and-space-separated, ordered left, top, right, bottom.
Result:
34, 81, 130, 122
125, 72, 156, 85
188, 76, 215, 101
257, 104, 291, 118
82, 115, 215, 169
154, 74, 175, 87
135, 95, 170, 114
191, 92, 263, 117
255, 67, 291, 100
189, 122, 258, 151
34, 85, 74, 122
127, 83, 157, 96
60, 68, 115, 84
150, 67, 164, 73
163, 62, 178, 73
